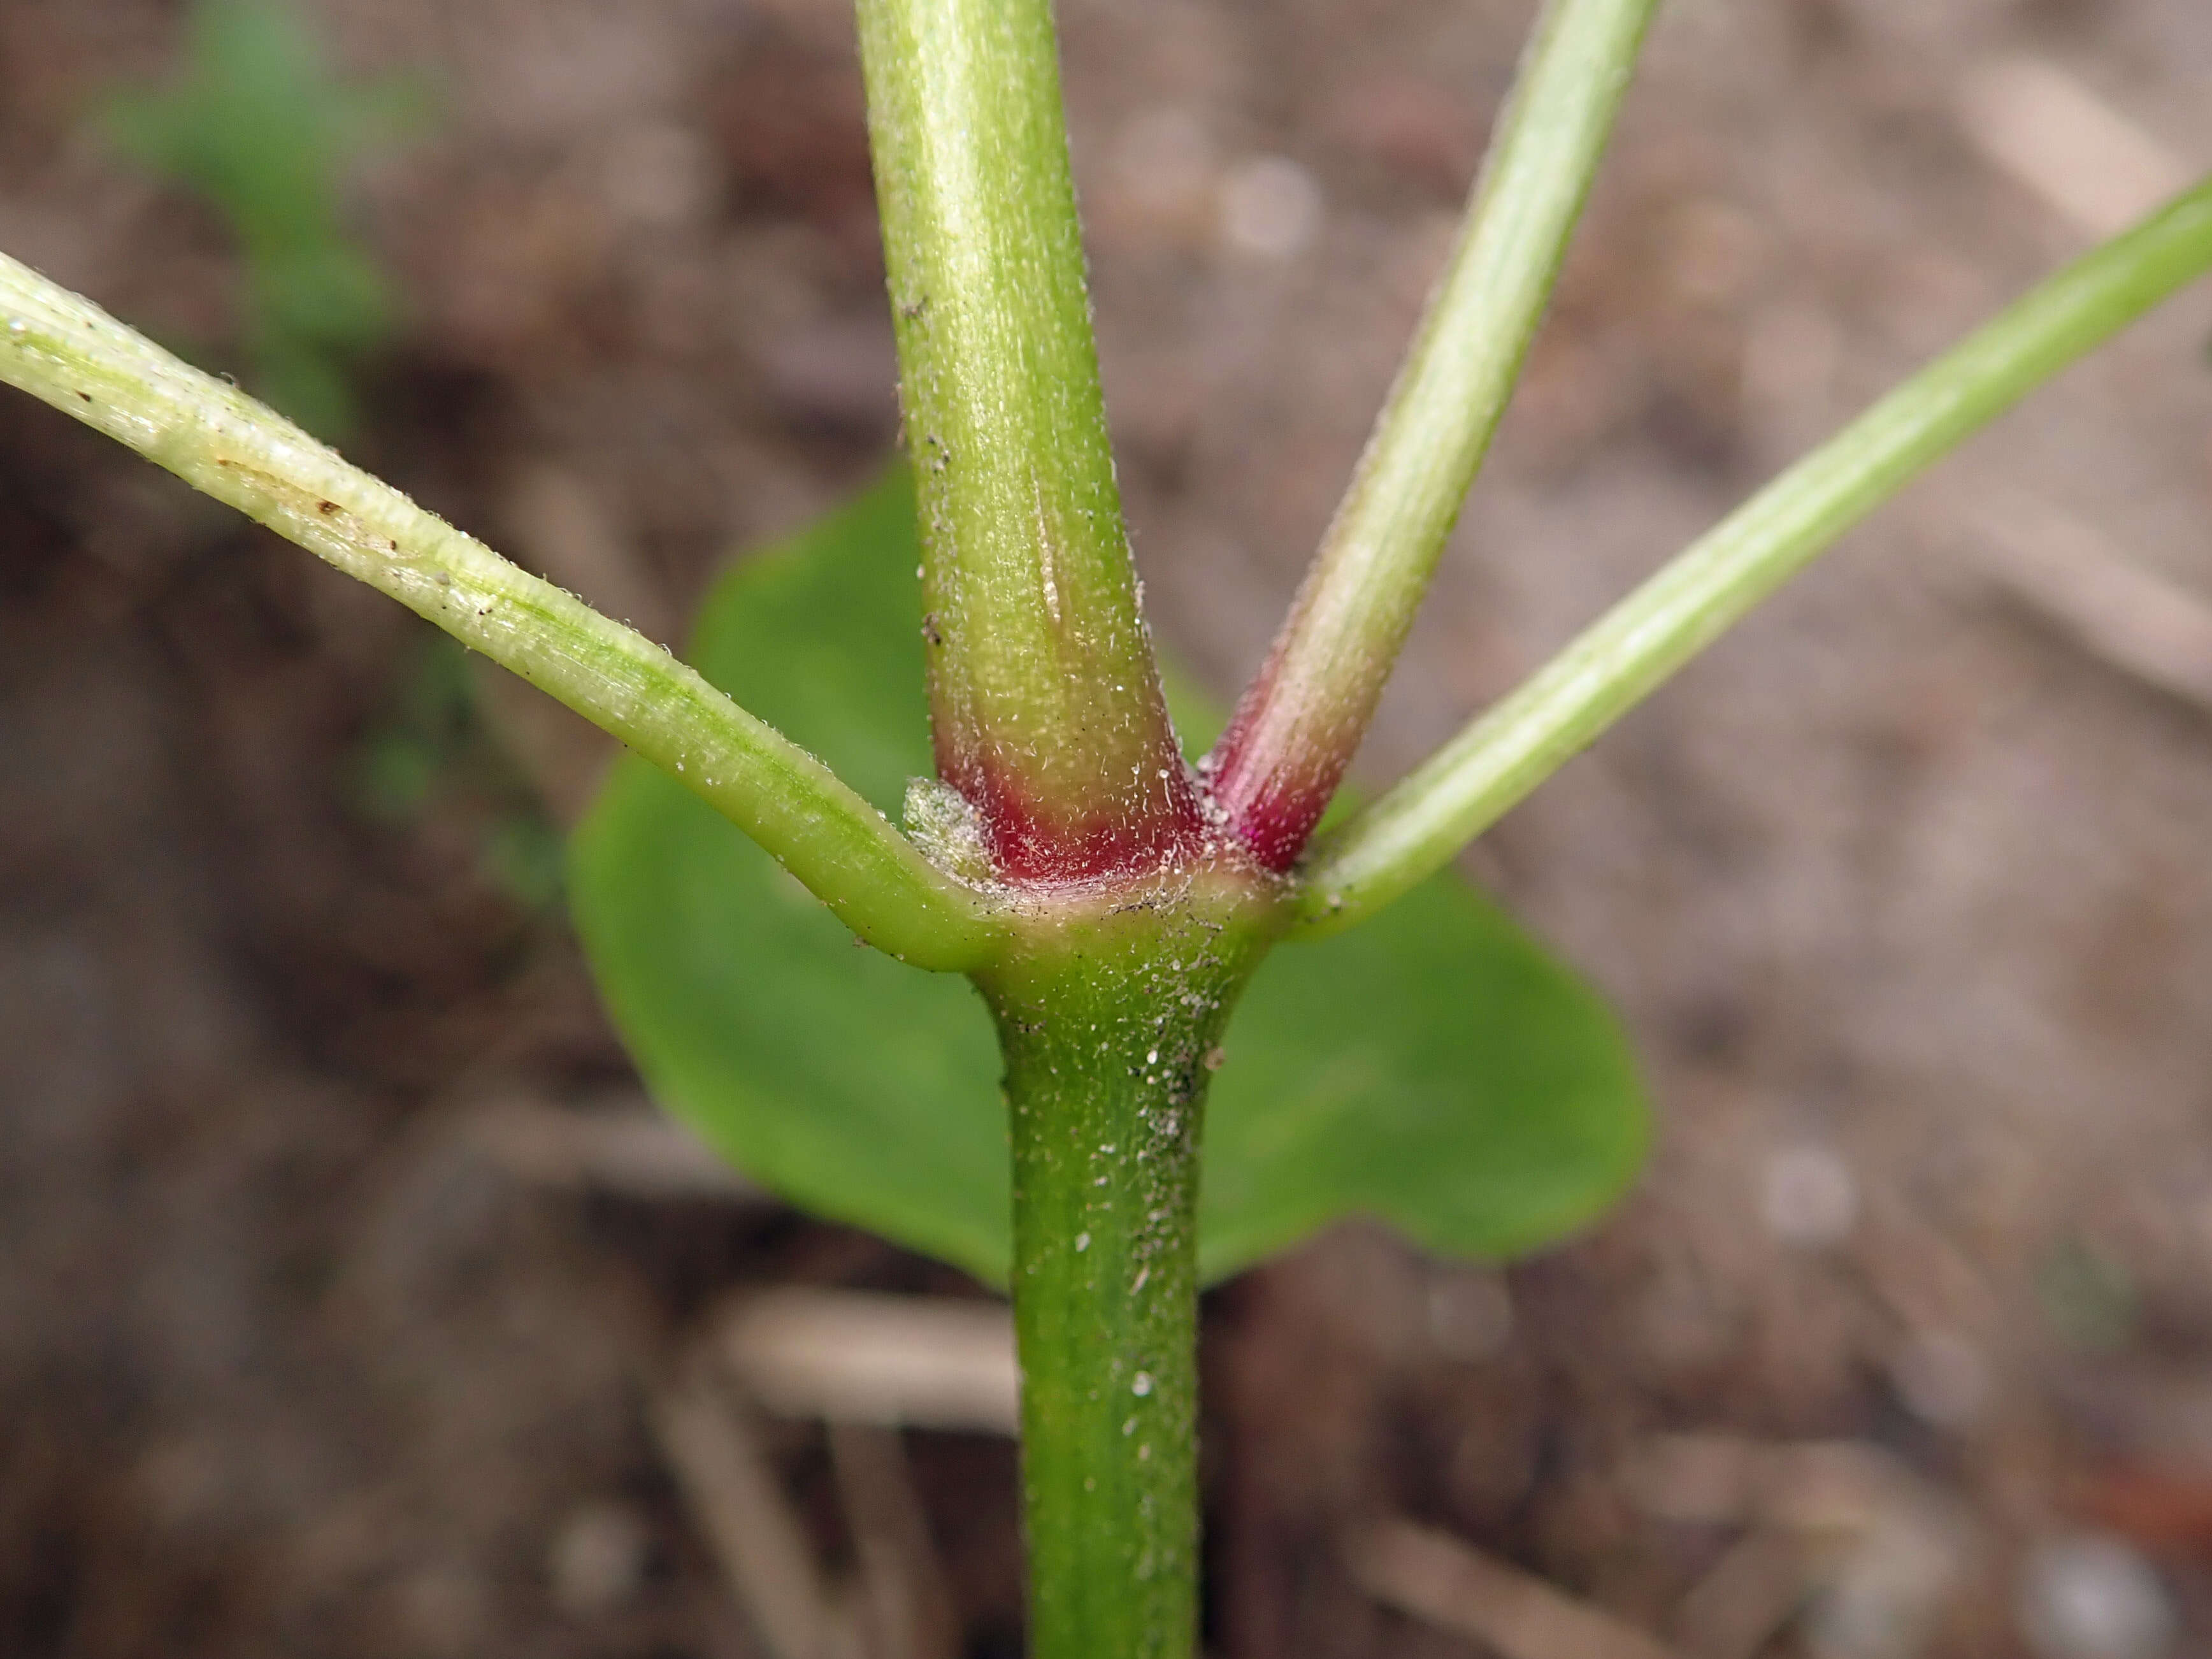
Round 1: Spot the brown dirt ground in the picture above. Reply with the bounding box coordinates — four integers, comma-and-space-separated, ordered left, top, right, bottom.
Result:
4, 0, 2212, 1654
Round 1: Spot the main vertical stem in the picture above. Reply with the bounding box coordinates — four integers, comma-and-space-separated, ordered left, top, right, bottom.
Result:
982, 896, 1274, 1659
856, 0, 1198, 882
1005, 1015, 1203, 1658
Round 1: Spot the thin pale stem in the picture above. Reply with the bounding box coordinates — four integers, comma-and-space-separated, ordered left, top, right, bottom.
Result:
1296, 175, 2212, 937
1207, 0, 1659, 871
857, 0, 1198, 883
0, 252, 1003, 972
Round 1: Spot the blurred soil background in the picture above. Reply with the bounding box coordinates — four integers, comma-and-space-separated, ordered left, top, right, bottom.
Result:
4, 0, 2212, 1655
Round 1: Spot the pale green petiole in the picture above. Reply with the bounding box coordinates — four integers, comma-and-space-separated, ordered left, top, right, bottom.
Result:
1208, 0, 1659, 866
0, 251, 1005, 972
1295, 175, 2212, 937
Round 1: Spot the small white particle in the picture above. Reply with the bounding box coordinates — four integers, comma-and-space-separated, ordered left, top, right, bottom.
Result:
1131, 1372, 1154, 1397
1760, 1145, 1858, 1248
549, 1501, 651, 1616
2020, 1533, 2174, 1659
1221, 155, 1323, 258
1074, 1232, 1091, 1253
1892, 1328, 1989, 1429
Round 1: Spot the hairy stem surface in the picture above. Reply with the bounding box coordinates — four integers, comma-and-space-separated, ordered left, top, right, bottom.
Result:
1208, 0, 1658, 870
0, 252, 1002, 970
1298, 175, 2212, 935
982, 881, 1277, 1659
858, 0, 1197, 881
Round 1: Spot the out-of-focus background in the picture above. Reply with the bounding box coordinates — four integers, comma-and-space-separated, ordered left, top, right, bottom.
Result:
4, 0, 2212, 1654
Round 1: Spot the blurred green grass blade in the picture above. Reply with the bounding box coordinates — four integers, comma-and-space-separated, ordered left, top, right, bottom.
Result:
570, 469, 1646, 1283
100, 0, 414, 436
106, 1, 351, 241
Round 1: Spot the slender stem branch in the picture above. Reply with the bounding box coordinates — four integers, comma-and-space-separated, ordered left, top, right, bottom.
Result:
0, 251, 1003, 972
1296, 175, 2212, 937
1206, 0, 1659, 871
856, 0, 1198, 883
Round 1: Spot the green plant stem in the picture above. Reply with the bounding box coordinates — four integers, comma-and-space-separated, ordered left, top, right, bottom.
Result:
0, 251, 1002, 971
856, 0, 1196, 880
1207, 0, 1658, 870
1296, 174, 2212, 937
980, 882, 1277, 1659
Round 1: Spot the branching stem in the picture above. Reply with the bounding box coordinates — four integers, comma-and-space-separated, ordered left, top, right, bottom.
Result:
0, 252, 1003, 971
1296, 175, 2212, 936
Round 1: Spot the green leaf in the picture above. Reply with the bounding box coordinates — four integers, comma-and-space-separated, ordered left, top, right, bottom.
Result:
1195, 880, 1646, 1279
568, 468, 1646, 1284
570, 475, 1009, 1282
